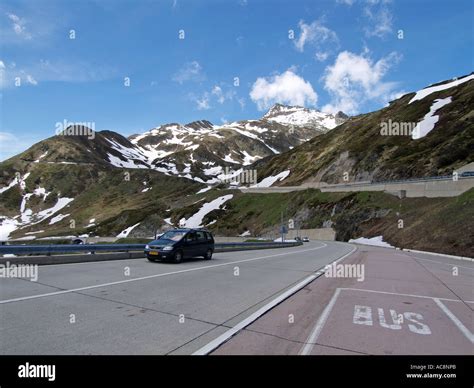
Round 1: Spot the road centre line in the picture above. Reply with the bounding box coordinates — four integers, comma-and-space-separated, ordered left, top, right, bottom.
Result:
0, 244, 328, 305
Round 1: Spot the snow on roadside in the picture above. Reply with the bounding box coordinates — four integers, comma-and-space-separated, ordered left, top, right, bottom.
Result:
179, 194, 233, 228
349, 236, 395, 248
411, 97, 452, 140
240, 230, 251, 237
49, 213, 70, 225
409, 74, 474, 104
116, 222, 141, 238
273, 237, 297, 242
251, 170, 290, 188
196, 186, 212, 194
34, 151, 48, 163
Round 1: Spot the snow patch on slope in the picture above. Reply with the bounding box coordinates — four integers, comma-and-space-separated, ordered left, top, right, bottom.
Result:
411, 97, 452, 140
409, 74, 474, 104
252, 170, 290, 188
116, 222, 141, 238
179, 194, 233, 228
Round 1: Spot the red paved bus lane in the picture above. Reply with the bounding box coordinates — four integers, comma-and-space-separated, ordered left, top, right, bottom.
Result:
304, 288, 472, 355
212, 245, 473, 355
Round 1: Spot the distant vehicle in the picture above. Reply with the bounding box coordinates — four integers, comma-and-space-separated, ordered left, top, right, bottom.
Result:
295, 236, 302, 242
145, 228, 215, 263
72, 238, 85, 245
302, 237, 309, 242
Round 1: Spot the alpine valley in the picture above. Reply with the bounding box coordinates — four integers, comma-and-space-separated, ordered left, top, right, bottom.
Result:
0, 73, 473, 256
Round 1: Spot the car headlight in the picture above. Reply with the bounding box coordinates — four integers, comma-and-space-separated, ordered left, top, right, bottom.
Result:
145, 245, 150, 249
163, 246, 173, 251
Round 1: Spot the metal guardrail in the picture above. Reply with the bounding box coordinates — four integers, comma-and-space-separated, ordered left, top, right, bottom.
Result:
371, 175, 473, 185
0, 241, 302, 256
320, 175, 474, 189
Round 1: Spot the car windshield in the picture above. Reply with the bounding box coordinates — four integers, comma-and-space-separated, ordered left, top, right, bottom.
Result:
159, 231, 186, 242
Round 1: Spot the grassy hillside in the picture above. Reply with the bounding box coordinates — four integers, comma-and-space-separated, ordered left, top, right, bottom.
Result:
0, 162, 203, 240
253, 75, 474, 185
169, 188, 473, 257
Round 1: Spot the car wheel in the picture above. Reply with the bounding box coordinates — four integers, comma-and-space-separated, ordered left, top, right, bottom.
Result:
174, 250, 183, 263
204, 249, 213, 260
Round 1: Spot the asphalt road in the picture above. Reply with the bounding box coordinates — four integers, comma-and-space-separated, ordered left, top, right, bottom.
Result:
0, 241, 354, 355
213, 245, 473, 355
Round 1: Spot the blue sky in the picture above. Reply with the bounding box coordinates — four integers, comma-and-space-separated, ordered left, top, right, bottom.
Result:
0, 0, 473, 160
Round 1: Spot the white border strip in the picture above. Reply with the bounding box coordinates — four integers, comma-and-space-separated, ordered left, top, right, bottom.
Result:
193, 244, 357, 355
433, 298, 474, 344
298, 288, 341, 355
403, 248, 473, 262
193, 274, 318, 355
299, 287, 474, 355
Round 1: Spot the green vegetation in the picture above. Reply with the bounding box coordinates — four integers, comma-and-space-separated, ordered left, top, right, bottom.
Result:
256, 79, 474, 185
200, 189, 473, 257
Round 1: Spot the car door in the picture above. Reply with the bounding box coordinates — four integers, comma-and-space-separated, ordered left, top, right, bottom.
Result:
195, 231, 207, 256
183, 232, 197, 258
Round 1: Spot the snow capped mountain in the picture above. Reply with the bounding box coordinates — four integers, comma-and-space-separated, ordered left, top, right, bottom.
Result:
128, 104, 347, 183
262, 103, 347, 130
0, 104, 346, 240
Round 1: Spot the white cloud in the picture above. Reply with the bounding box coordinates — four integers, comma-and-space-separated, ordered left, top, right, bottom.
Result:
0, 59, 117, 88
192, 84, 238, 110
196, 93, 210, 110
173, 61, 203, 84
363, 1, 393, 38
26, 74, 37, 85
211, 85, 236, 104
212, 85, 224, 103
315, 51, 329, 62
337, 0, 393, 38
7, 13, 32, 39
250, 70, 318, 110
294, 20, 338, 52
322, 50, 401, 114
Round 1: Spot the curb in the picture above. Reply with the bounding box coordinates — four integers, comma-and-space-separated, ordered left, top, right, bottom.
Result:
402, 248, 473, 262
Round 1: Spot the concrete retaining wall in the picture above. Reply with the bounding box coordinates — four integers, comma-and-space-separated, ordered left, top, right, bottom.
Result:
287, 228, 336, 241
240, 177, 474, 198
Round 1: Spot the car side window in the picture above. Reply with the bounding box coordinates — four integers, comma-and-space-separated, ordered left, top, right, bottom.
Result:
196, 231, 206, 241
186, 232, 196, 242
205, 232, 213, 241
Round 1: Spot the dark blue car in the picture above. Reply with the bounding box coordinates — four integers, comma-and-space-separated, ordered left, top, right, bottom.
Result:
145, 228, 215, 263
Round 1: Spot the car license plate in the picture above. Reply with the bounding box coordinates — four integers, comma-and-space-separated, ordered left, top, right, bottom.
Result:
149, 251, 159, 256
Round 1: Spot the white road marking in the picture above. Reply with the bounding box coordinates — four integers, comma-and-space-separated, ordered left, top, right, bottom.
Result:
297, 245, 358, 355
433, 298, 474, 344
299, 288, 341, 355
300, 283, 473, 355
353, 305, 373, 326
339, 287, 471, 303
0, 244, 327, 305
193, 245, 358, 355
192, 274, 318, 355
411, 256, 474, 271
